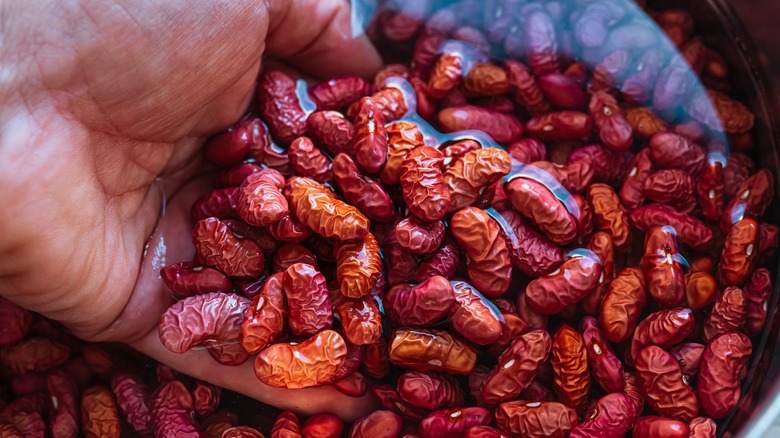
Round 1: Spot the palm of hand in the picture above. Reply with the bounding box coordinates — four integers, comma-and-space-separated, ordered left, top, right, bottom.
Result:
0, 0, 381, 418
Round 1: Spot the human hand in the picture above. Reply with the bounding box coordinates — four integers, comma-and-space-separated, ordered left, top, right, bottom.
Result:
0, 0, 381, 419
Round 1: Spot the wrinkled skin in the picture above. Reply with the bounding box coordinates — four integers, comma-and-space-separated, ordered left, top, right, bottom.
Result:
237, 169, 288, 227
192, 218, 266, 279
47, 370, 80, 438
417, 407, 492, 438
744, 268, 772, 335
505, 176, 579, 245
699, 332, 752, 419
158, 292, 249, 354
618, 148, 653, 211
635, 345, 699, 421
336, 233, 383, 299
580, 317, 624, 393
381, 121, 423, 185
401, 147, 451, 222
587, 184, 630, 249
444, 148, 512, 211
525, 250, 602, 314
689, 416, 717, 438
306, 110, 355, 157
495, 209, 563, 277
0, 298, 32, 347
352, 97, 389, 174
721, 168, 774, 231
371, 384, 428, 422
481, 330, 552, 405
81, 385, 121, 438
703, 286, 746, 342
270, 411, 302, 438
149, 380, 202, 438
641, 226, 686, 307
450, 207, 513, 297
718, 218, 760, 286
450, 281, 505, 345
302, 412, 345, 438
494, 401, 578, 438
348, 410, 402, 438
397, 372, 463, 411
160, 262, 232, 299
630, 204, 713, 251
389, 328, 477, 375
310, 76, 372, 111
438, 106, 524, 143
287, 177, 370, 241
685, 271, 718, 311
588, 91, 633, 153
395, 217, 446, 255
463, 62, 510, 97
334, 294, 382, 346
569, 393, 637, 438
385, 276, 455, 326
670, 343, 705, 377
257, 70, 308, 147
110, 372, 151, 437
526, 112, 592, 142
288, 136, 332, 183
272, 243, 318, 273
241, 273, 286, 354
644, 169, 696, 213
283, 263, 333, 337
254, 330, 348, 389
632, 416, 690, 438
630, 307, 695, 363
505, 60, 551, 115
647, 132, 705, 176
551, 325, 591, 412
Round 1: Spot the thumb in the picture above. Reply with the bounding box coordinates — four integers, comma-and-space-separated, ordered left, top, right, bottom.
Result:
264, 0, 383, 78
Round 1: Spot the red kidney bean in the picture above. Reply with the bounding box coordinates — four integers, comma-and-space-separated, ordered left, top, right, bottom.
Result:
689, 416, 717, 438
352, 97, 389, 174
495, 401, 578, 438
579, 316, 624, 393
0, 298, 32, 347
648, 132, 705, 176
401, 146, 451, 222
397, 372, 463, 411
495, 209, 563, 277
699, 332, 752, 419
618, 148, 653, 211
444, 148, 511, 211
569, 393, 637, 438
644, 169, 696, 213
332, 153, 395, 223
525, 249, 602, 314
744, 268, 772, 336
417, 240, 461, 282
282, 263, 332, 337
507, 138, 547, 164
192, 217, 265, 279
349, 410, 402, 438
385, 276, 456, 326
481, 330, 551, 405
719, 217, 760, 286
257, 70, 308, 146
504, 60, 551, 115
288, 136, 332, 183
641, 225, 686, 307
587, 183, 631, 250
191, 187, 241, 222
538, 73, 586, 110
669, 343, 705, 377
271, 411, 302, 437
417, 407, 491, 438
204, 123, 252, 167
630, 204, 713, 251
310, 77, 372, 111
629, 307, 695, 363
159, 292, 249, 354
450, 281, 505, 345
160, 262, 232, 299
703, 286, 746, 342
635, 345, 699, 421
301, 412, 345, 438
240, 273, 286, 353
632, 416, 690, 438
371, 383, 428, 422
395, 217, 446, 255
336, 233, 383, 299
438, 106, 524, 143
389, 328, 477, 375
504, 176, 578, 245
526, 111, 593, 142
551, 324, 591, 412
149, 380, 201, 438
588, 91, 633, 153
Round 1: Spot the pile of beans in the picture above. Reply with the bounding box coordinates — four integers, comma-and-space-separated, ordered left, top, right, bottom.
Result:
5, 0, 779, 437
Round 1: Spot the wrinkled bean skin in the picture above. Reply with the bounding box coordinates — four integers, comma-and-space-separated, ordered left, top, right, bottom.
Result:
618, 148, 653, 211
568, 144, 624, 186
569, 393, 637, 438
0, 298, 31, 347
504, 60, 550, 116
282, 264, 332, 337
481, 330, 551, 405
718, 218, 760, 287
401, 146, 451, 222
288, 136, 332, 183
287, 177, 369, 241
427, 49, 464, 99
724, 152, 755, 197
580, 317, 624, 393
371, 384, 428, 422
526, 250, 602, 315
381, 122, 424, 185
450, 207, 512, 297
744, 268, 772, 335
526, 111, 593, 142
3, 341, 69, 375
417, 407, 491, 438
587, 183, 630, 250
241, 273, 286, 354
223, 219, 279, 256
507, 138, 547, 164
495, 401, 578, 438
353, 97, 389, 174
703, 286, 747, 342
254, 330, 347, 389
589, 91, 633, 153
385, 277, 456, 326
80, 385, 120, 438
623, 371, 645, 414
463, 426, 509, 438
337, 233, 382, 299
334, 295, 382, 346
305, 110, 355, 157
538, 72, 586, 110
160, 262, 232, 299
389, 328, 477, 375
257, 71, 307, 146
688, 90, 754, 134
450, 281, 505, 345
496, 209, 563, 277
272, 244, 318, 273
159, 292, 249, 354
582, 231, 614, 315
531, 160, 594, 194
641, 226, 686, 307
348, 410, 402, 438
47, 370, 80, 438
221, 426, 265, 438
267, 214, 312, 244
383, 230, 419, 286
367, 87, 408, 123
417, 240, 461, 282
632, 416, 690, 438
699, 332, 752, 419
721, 168, 773, 231
207, 342, 250, 366
192, 218, 265, 279
438, 106, 524, 143
301, 412, 344, 438
670, 343, 705, 377
685, 271, 718, 311
505, 176, 578, 245
625, 107, 668, 139
551, 325, 591, 412
191, 187, 241, 222
444, 148, 512, 211
310, 77, 371, 111
270, 411, 302, 438
689, 416, 717, 438
463, 63, 510, 97
395, 217, 446, 255
149, 380, 203, 438
237, 170, 288, 227
630, 204, 713, 251
333, 372, 367, 397
332, 153, 395, 223
397, 372, 463, 411
630, 308, 695, 363
635, 345, 699, 421
110, 372, 151, 437
648, 132, 705, 176
697, 160, 726, 222
643, 169, 696, 212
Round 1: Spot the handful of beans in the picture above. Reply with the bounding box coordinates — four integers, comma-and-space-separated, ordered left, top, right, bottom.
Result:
8, 0, 775, 437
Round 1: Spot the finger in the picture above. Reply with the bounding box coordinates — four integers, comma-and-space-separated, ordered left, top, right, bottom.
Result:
264, 0, 383, 79
131, 330, 380, 421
